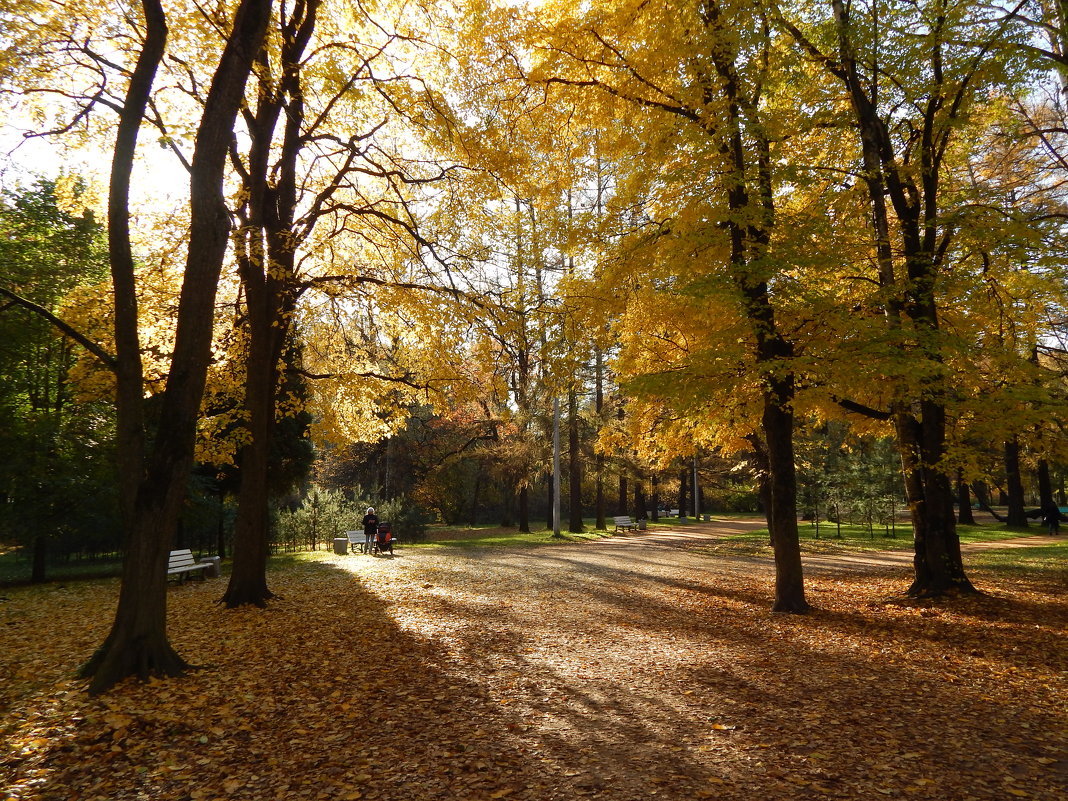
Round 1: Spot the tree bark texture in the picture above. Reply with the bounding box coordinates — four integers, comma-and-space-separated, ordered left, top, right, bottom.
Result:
1004, 437, 1029, 528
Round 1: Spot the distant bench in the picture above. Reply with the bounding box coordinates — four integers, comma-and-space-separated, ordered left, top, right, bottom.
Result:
167, 549, 210, 582
613, 515, 638, 532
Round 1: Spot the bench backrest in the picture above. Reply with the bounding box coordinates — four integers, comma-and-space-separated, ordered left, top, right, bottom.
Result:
168, 549, 198, 569
613, 515, 632, 523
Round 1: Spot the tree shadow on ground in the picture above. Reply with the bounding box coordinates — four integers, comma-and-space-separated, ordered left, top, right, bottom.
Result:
390, 546, 1068, 800
4, 547, 1067, 801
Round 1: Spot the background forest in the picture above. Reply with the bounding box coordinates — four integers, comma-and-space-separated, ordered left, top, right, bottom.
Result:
0, 0, 1066, 629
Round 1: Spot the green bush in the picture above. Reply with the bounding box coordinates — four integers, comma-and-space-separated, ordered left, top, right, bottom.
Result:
273, 488, 369, 551
374, 497, 435, 543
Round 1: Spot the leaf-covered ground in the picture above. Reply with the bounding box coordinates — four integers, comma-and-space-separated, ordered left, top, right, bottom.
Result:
2, 524, 1066, 800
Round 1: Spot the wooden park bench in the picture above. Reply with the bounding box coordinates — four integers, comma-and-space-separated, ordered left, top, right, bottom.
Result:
167, 549, 210, 583
613, 515, 638, 532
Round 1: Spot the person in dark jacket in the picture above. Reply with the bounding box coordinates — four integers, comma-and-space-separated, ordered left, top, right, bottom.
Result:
362, 507, 379, 551
1042, 498, 1064, 535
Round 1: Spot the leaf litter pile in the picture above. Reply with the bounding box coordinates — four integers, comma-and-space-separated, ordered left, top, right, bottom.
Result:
1, 534, 1066, 801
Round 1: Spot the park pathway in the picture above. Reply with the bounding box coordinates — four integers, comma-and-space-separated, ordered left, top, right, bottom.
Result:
420, 514, 1059, 577
340, 517, 1068, 801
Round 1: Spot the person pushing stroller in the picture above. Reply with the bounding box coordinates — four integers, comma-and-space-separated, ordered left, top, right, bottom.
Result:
362, 507, 379, 553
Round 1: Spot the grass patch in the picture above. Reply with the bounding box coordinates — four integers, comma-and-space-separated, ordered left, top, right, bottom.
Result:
0, 549, 124, 586
415, 524, 613, 549
704, 520, 1037, 558
969, 540, 1068, 581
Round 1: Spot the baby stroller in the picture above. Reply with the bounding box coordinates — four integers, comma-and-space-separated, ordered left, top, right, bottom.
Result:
371, 521, 394, 556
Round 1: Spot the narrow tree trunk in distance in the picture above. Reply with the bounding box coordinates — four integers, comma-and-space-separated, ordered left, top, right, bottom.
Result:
677, 469, 686, 520
31, 534, 47, 584
595, 350, 606, 530
546, 472, 553, 531
972, 480, 1005, 522
569, 389, 583, 532
956, 469, 975, 526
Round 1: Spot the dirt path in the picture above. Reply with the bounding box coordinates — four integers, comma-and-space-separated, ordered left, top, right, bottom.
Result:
469, 516, 1058, 576
336, 520, 1068, 801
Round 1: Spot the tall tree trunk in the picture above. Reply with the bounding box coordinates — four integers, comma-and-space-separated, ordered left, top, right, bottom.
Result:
80, 0, 178, 693
651, 473, 660, 522
1037, 459, 1053, 508
764, 386, 807, 612
568, 389, 583, 532
82, 0, 273, 694
224, 0, 319, 607
517, 484, 529, 532
595, 349, 606, 530
222, 284, 283, 607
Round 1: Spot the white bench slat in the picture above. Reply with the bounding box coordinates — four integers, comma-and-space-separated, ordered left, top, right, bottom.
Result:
167, 549, 209, 579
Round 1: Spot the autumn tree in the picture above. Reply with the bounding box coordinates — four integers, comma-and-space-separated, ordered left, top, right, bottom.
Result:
505, 0, 810, 610
771, 0, 1062, 595
0, 0, 275, 691
0, 179, 115, 581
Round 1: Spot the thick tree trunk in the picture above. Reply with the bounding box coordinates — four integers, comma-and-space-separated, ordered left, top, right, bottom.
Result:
517, 485, 529, 532
1038, 459, 1053, 508
651, 473, 660, 522
1004, 437, 1029, 527
764, 391, 808, 613
896, 410, 974, 597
